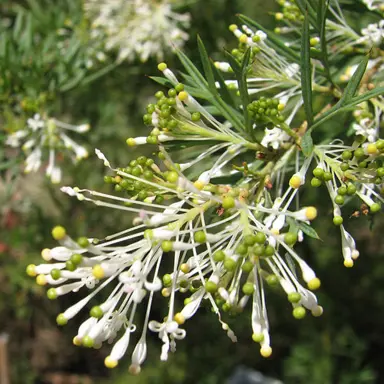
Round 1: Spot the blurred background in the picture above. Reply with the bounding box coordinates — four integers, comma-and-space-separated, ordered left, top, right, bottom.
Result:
0, 0, 383, 383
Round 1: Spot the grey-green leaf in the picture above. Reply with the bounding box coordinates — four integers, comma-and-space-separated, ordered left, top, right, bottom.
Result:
301, 130, 314, 157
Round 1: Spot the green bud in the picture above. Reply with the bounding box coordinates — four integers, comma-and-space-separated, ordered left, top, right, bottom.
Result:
333, 216, 343, 226
205, 281, 218, 293
254, 232, 266, 244
288, 292, 301, 303
222, 196, 235, 209
264, 245, 275, 257
292, 306, 306, 319
243, 234, 257, 246
161, 241, 173, 252
71, 253, 83, 265
311, 177, 322, 187
242, 282, 254, 295
90, 306, 104, 319
194, 231, 207, 243
50, 268, 61, 280
370, 203, 381, 213
236, 243, 248, 256
323, 172, 332, 181
77, 237, 89, 248
224, 258, 236, 271
334, 195, 345, 205
47, 288, 57, 300
284, 232, 298, 246
213, 250, 226, 262
241, 261, 254, 273
65, 260, 76, 271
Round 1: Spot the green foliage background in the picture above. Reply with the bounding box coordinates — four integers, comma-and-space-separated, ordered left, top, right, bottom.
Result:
0, 1, 383, 383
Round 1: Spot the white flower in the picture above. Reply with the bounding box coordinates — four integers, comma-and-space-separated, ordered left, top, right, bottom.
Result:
84, 0, 190, 62
6, 114, 89, 183
361, 21, 384, 45
261, 127, 291, 149
352, 118, 378, 142
27, 147, 325, 369
362, 0, 384, 11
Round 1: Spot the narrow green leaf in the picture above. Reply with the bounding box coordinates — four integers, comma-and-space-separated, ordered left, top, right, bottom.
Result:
176, 49, 209, 90
149, 76, 174, 87
301, 9, 314, 127
240, 48, 251, 132
311, 86, 384, 130
318, 0, 334, 84
176, 49, 245, 133
13, 9, 25, 40
78, 62, 119, 88
59, 69, 87, 92
301, 131, 314, 157
197, 36, 217, 94
223, 50, 241, 74
211, 63, 237, 108
338, 54, 369, 105
223, 49, 251, 134
296, 221, 321, 240
237, 14, 300, 64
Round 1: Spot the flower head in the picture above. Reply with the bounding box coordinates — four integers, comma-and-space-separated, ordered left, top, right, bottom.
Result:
84, 0, 190, 62
6, 114, 89, 183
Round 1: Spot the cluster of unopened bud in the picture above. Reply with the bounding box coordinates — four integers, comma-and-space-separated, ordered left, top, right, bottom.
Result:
247, 97, 285, 124
337, 140, 384, 183
126, 72, 191, 146
103, 154, 182, 202
274, 0, 303, 34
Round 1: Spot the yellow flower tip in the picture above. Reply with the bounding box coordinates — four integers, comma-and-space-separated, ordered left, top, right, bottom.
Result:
340, 74, 349, 82
260, 346, 272, 358
277, 103, 285, 111
305, 206, 317, 221
128, 364, 141, 376
180, 263, 190, 274
51, 225, 66, 241
161, 288, 171, 297
344, 259, 354, 268
178, 91, 188, 102
193, 180, 205, 190
174, 313, 185, 325
214, 61, 220, 69
307, 277, 321, 291
36, 274, 47, 286
92, 264, 105, 279
239, 34, 248, 43
275, 12, 284, 20
289, 175, 302, 189
270, 228, 280, 235
367, 143, 378, 155
26, 264, 36, 277
157, 62, 167, 71
311, 305, 323, 317
73, 336, 82, 346
229, 24, 237, 32
105, 356, 118, 369
126, 138, 136, 147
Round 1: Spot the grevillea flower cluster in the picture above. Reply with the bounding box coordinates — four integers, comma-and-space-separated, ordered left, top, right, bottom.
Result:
6, 114, 89, 184
84, 0, 190, 62
26, 0, 383, 374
